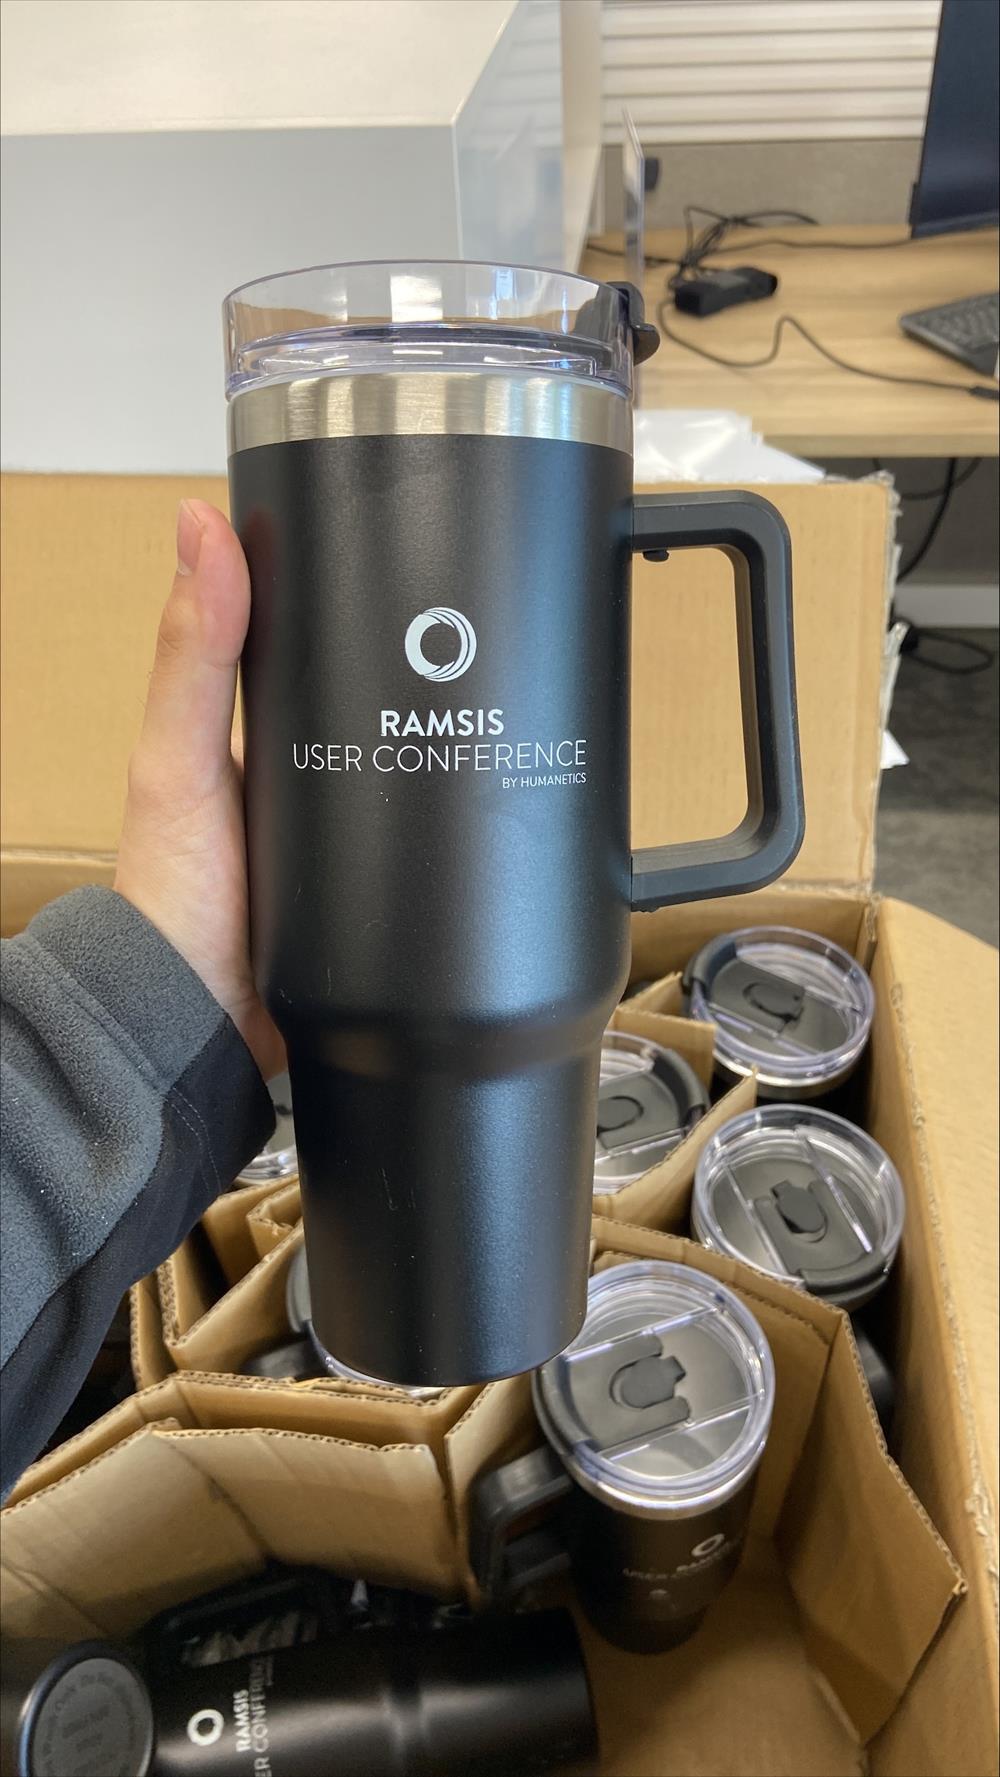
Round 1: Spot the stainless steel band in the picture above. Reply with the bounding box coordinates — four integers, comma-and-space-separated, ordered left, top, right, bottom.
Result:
227, 372, 633, 455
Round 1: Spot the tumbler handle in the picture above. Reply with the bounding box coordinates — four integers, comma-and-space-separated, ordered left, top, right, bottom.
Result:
630, 491, 804, 912
469, 1447, 573, 1606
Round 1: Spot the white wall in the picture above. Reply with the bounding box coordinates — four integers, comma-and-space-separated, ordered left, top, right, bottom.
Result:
0, 0, 519, 133
0, 124, 460, 475
1, 0, 573, 475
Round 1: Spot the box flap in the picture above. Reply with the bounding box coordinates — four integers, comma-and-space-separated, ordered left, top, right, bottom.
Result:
0, 475, 217, 857
875, 900, 999, 1577
1, 473, 890, 930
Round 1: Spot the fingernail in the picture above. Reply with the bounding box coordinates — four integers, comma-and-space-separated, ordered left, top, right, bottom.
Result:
176, 501, 204, 576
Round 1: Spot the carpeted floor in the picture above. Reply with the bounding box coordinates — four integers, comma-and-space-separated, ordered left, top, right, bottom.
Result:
877, 629, 999, 947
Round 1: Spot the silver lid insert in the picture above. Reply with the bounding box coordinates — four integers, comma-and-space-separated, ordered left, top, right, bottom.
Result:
595, 1032, 710, 1194
685, 926, 875, 1098
693, 1105, 905, 1311
533, 1261, 774, 1518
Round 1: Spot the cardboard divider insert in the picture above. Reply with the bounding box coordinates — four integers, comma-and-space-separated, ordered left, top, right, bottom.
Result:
139, 1226, 481, 1454
200, 1178, 298, 1285
1, 1374, 469, 1642
440, 1235, 961, 1774
630, 887, 874, 987
607, 1002, 714, 1088
158, 1225, 300, 1373
247, 1178, 303, 1261
596, 1003, 754, 1227
2, 890, 989, 1772
3, 1239, 961, 1774
621, 972, 683, 1014
130, 1270, 173, 1390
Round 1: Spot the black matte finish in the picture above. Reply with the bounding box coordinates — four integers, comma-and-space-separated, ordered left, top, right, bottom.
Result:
850, 1321, 896, 1439
234, 433, 630, 1382
909, 0, 999, 237
232, 431, 801, 1384
149, 1612, 595, 1777
566, 1482, 754, 1653
470, 1442, 757, 1654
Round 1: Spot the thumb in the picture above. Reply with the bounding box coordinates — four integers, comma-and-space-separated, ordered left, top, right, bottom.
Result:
136, 501, 250, 799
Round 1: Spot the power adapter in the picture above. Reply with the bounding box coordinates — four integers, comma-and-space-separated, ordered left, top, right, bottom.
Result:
673, 266, 778, 318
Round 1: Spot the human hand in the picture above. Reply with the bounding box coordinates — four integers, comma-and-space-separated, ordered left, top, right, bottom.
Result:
114, 500, 284, 1080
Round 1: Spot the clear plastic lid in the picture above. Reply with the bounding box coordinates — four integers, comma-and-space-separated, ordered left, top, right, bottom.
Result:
684, 927, 875, 1096
532, 1261, 774, 1518
237, 1072, 297, 1183
692, 1105, 905, 1312
595, 1032, 710, 1194
223, 261, 634, 398
285, 1247, 445, 1400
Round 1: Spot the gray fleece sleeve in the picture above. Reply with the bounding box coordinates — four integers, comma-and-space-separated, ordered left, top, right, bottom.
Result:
0, 887, 273, 1493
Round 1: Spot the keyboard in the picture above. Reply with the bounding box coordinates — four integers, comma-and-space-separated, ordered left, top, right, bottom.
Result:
899, 291, 999, 378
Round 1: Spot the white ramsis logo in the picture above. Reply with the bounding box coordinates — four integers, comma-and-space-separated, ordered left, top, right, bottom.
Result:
186, 1709, 224, 1747
691, 1533, 726, 1558
404, 607, 477, 682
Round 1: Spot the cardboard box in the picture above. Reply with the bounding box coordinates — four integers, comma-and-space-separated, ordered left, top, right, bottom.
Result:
0, 1243, 964, 1775
2, 472, 997, 1772
1, 471, 887, 925
246, 1178, 303, 1261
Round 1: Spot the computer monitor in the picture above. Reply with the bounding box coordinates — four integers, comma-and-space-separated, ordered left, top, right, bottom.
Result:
909, 0, 999, 237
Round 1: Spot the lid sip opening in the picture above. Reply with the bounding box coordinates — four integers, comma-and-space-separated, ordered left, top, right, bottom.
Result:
692, 1105, 905, 1312
595, 1032, 710, 1194
532, 1261, 774, 1519
683, 926, 876, 1099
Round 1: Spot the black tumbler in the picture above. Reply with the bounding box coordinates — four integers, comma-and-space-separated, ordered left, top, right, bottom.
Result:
242, 1247, 448, 1397
2, 1611, 595, 1777
471, 1261, 775, 1652
225, 261, 804, 1386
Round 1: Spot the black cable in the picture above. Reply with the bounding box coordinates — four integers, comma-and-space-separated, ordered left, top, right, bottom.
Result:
890, 462, 996, 673
897, 459, 958, 578
655, 302, 1000, 401
705, 231, 912, 256
668, 207, 821, 291
590, 206, 997, 675
678, 203, 914, 255
902, 627, 996, 675
585, 242, 681, 268
873, 457, 983, 498
587, 208, 828, 275
684, 204, 820, 227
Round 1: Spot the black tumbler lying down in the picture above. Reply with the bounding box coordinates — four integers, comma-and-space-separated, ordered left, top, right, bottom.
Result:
2, 1568, 597, 1777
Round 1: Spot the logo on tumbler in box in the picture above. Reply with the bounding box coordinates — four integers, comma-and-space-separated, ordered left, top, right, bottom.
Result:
690, 1532, 726, 1558
404, 607, 477, 682
186, 1708, 225, 1747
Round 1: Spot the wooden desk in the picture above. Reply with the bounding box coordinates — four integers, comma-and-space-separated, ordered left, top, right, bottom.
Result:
582, 225, 999, 459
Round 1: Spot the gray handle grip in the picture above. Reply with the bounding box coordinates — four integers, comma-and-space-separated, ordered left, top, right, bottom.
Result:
630, 490, 804, 912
